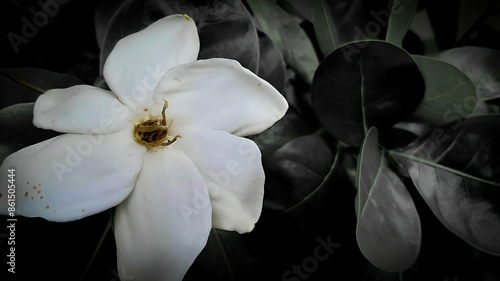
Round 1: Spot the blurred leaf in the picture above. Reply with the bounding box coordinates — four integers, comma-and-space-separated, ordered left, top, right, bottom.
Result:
311, 0, 339, 56
433, 46, 500, 101
310, 0, 391, 49
386, 0, 418, 47
355, 127, 421, 272
391, 115, 500, 255
311, 40, 424, 147
264, 134, 336, 210
456, 0, 492, 44
423, 0, 458, 50
278, 0, 311, 22
256, 30, 286, 93
251, 109, 313, 158
247, 0, 319, 84
99, 0, 259, 73
94, 0, 126, 50
412, 55, 477, 124
0, 68, 83, 109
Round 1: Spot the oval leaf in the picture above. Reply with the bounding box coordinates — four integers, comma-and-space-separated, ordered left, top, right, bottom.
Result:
412, 55, 477, 124
391, 115, 500, 255
433, 46, 500, 101
311, 41, 424, 147
247, 0, 319, 84
99, 0, 260, 74
356, 127, 421, 272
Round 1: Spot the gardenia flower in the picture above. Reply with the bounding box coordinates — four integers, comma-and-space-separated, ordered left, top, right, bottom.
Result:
0, 14, 287, 280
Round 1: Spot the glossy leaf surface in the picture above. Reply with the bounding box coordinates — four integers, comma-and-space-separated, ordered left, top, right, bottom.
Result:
356, 127, 421, 272
311, 41, 424, 146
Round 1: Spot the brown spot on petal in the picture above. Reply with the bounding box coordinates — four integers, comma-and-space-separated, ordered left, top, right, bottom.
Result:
46, 205, 50, 209
40, 196, 44, 199
25, 192, 28, 197
37, 190, 41, 194
33, 186, 36, 190
82, 209, 85, 213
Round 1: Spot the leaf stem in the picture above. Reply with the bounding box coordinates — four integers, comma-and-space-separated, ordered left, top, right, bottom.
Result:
80, 219, 112, 281
0, 68, 46, 94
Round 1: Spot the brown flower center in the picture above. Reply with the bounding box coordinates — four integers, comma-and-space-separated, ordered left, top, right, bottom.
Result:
134, 100, 181, 147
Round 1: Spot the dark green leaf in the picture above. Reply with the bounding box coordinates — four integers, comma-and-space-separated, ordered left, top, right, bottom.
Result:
311, 0, 339, 56
0, 68, 83, 109
311, 41, 424, 147
251, 109, 313, 157
185, 229, 259, 281
99, 0, 259, 73
256, 30, 286, 93
247, 0, 319, 84
412, 55, 477, 124
391, 115, 500, 255
385, 0, 418, 46
423, 0, 458, 50
355, 127, 421, 272
94, 0, 126, 50
433, 46, 500, 101
278, 0, 311, 22
264, 134, 336, 210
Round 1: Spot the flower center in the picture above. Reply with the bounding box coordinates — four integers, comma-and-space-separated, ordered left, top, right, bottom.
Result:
134, 100, 181, 147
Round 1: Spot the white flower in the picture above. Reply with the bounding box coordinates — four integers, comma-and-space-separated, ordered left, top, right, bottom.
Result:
0, 14, 287, 281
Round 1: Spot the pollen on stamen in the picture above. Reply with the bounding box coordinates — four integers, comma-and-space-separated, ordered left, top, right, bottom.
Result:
134, 100, 182, 148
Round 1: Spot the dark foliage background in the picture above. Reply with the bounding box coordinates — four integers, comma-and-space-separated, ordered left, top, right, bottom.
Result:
1, 0, 500, 280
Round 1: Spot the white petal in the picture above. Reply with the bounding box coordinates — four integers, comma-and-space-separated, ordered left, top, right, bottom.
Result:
34, 85, 131, 134
153, 58, 288, 136
104, 14, 199, 113
114, 148, 211, 281
171, 126, 264, 233
0, 127, 146, 221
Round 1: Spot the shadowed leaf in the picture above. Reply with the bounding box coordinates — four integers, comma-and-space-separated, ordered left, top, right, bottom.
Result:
311, 41, 424, 146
